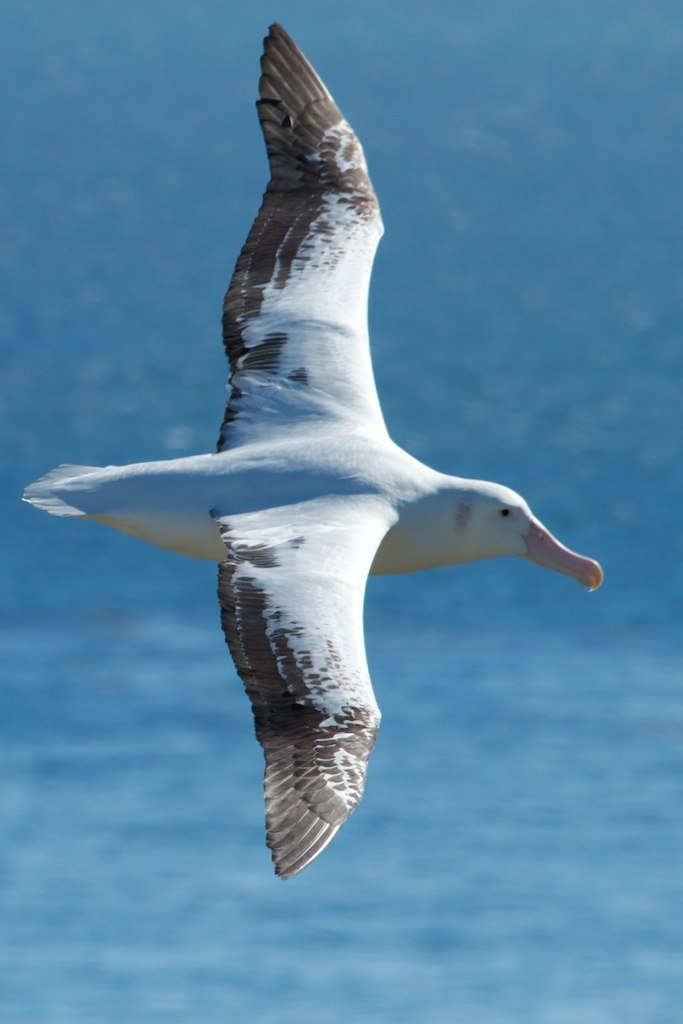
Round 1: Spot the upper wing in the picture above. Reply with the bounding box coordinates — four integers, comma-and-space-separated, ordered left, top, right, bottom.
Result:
217, 23, 386, 451
214, 496, 395, 878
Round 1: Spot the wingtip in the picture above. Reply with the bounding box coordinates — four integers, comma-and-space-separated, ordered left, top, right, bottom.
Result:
270, 820, 342, 880
263, 22, 293, 53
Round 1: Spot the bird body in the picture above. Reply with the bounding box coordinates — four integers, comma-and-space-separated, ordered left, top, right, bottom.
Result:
24, 24, 602, 878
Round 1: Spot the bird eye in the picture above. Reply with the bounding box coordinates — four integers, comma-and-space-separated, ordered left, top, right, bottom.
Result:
500, 508, 511, 517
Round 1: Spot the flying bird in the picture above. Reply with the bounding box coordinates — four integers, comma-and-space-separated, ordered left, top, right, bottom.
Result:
24, 24, 603, 878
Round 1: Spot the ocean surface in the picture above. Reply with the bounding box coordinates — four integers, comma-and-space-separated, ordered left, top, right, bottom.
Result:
2, 2, 682, 1021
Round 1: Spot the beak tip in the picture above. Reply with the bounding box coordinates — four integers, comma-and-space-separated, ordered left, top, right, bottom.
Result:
525, 519, 603, 592
585, 561, 604, 592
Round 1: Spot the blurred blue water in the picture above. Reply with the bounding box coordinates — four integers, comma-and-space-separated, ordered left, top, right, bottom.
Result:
2, 2, 682, 1022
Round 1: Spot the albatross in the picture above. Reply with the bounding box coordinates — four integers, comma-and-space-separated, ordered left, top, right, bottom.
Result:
23, 23, 603, 879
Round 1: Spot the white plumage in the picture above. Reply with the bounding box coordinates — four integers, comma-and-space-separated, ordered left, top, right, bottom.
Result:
24, 24, 602, 878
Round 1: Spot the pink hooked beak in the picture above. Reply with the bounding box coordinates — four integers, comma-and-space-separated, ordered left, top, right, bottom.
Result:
524, 517, 603, 591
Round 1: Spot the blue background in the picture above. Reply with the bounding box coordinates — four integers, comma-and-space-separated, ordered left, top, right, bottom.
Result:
2, 2, 682, 1021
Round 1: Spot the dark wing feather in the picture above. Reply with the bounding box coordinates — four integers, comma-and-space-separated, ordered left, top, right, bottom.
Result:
214, 497, 394, 878
217, 23, 385, 451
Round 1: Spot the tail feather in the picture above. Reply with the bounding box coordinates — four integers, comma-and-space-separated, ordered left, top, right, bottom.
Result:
22, 464, 102, 517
